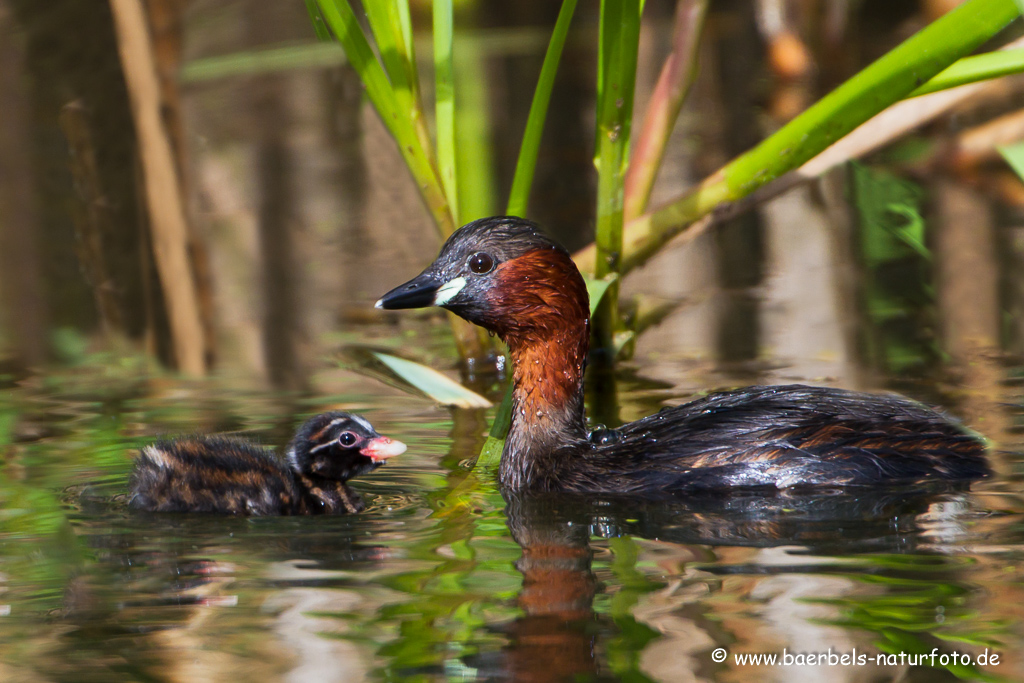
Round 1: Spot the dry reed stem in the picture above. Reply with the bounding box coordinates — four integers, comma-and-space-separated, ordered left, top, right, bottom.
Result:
623, 0, 707, 221
109, 0, 205, 374
59, 101, 124, 337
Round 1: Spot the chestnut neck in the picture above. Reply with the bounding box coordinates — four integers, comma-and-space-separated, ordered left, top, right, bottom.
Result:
486, 249, 591, 489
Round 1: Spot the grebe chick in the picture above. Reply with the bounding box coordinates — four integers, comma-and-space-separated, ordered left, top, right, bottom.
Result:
129, 412, 406, 515
376, 216, 988, 494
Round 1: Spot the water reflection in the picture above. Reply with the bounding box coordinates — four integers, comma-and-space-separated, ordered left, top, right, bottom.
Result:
0, 426, 1020, 681
496, 486, 1010, 682
498, 495, 600, 683
38, 509, 397, 680
0, 377, 1020, 681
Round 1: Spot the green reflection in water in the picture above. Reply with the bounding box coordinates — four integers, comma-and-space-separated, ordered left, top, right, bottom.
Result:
0, 365, 1021, 681
804, 554, 1012, 682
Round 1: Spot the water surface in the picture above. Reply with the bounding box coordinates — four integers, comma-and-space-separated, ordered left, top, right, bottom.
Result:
2, 354, 1023, 683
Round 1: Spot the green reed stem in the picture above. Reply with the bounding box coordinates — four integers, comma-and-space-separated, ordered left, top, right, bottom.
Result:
455, 42, 498, 222
314, 0, 455, 236
574, 0, 1022, 276
506, 0, 578, 217
433, 0, 459, 223
477, 387, 513, 470
364, 1, 433, 166
304, 0, 331, 41
592, 0, 642, 354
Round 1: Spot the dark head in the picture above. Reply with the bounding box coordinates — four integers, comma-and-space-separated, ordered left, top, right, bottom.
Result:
287, 412, 406, 482
375, 216, 590, 348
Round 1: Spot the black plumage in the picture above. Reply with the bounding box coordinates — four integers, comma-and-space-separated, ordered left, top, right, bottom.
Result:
128, 412, 405, 515
530, 384, 987, 493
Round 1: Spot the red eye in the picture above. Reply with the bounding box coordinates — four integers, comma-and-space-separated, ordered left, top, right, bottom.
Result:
338, 432, 358, 447
468, 252, 494, 274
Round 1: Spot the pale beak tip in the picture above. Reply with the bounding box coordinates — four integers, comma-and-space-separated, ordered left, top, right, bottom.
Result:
363, 437, 406, 463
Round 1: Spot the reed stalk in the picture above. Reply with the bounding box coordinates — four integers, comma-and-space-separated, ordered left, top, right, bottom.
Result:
592, 0, 642, 354
454, 29, 497, 221
506, 0, 578, 217
109, 0, 205, 375
623, 0, 706, 222
574, 0, 1022, 276
433, 0, 458, 223
313, 0, 455, 236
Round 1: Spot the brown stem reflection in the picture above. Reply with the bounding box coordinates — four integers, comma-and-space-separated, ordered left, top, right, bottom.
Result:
0, 8, 48, 368
503, 495, 599, 683
60, 101, 125, 338
248, 7, 309, 392
933, 179, 1011, 467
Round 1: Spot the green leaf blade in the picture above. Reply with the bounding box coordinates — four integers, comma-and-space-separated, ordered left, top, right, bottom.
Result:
593, 0, 643, 352
363, 2, 418, 119
372, 352, 491, 409
724, 0, 1021, 199
909, 49, 1024, 97
506, 0, 578, 217
314, 0, 455, 235
998, 140, 1024, 181
434, 0, 459, 224
584, 273, 616, 316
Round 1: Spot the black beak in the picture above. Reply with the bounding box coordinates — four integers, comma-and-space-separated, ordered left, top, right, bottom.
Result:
375, 272, 442, 310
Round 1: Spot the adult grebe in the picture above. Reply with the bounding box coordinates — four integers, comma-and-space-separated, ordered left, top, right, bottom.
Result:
377, 216, 987, 493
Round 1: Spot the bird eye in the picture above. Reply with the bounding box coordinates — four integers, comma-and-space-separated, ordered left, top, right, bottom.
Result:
468, 252, 494, 274
338, 432, 358, 447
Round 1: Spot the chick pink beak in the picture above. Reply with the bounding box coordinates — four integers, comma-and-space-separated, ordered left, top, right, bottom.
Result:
360, 436, 407, 463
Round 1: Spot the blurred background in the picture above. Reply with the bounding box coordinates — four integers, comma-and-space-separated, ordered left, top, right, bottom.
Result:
2, 0, 1022, 398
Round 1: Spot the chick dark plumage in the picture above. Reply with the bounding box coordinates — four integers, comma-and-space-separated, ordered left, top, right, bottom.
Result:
128, 412, 405, 515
